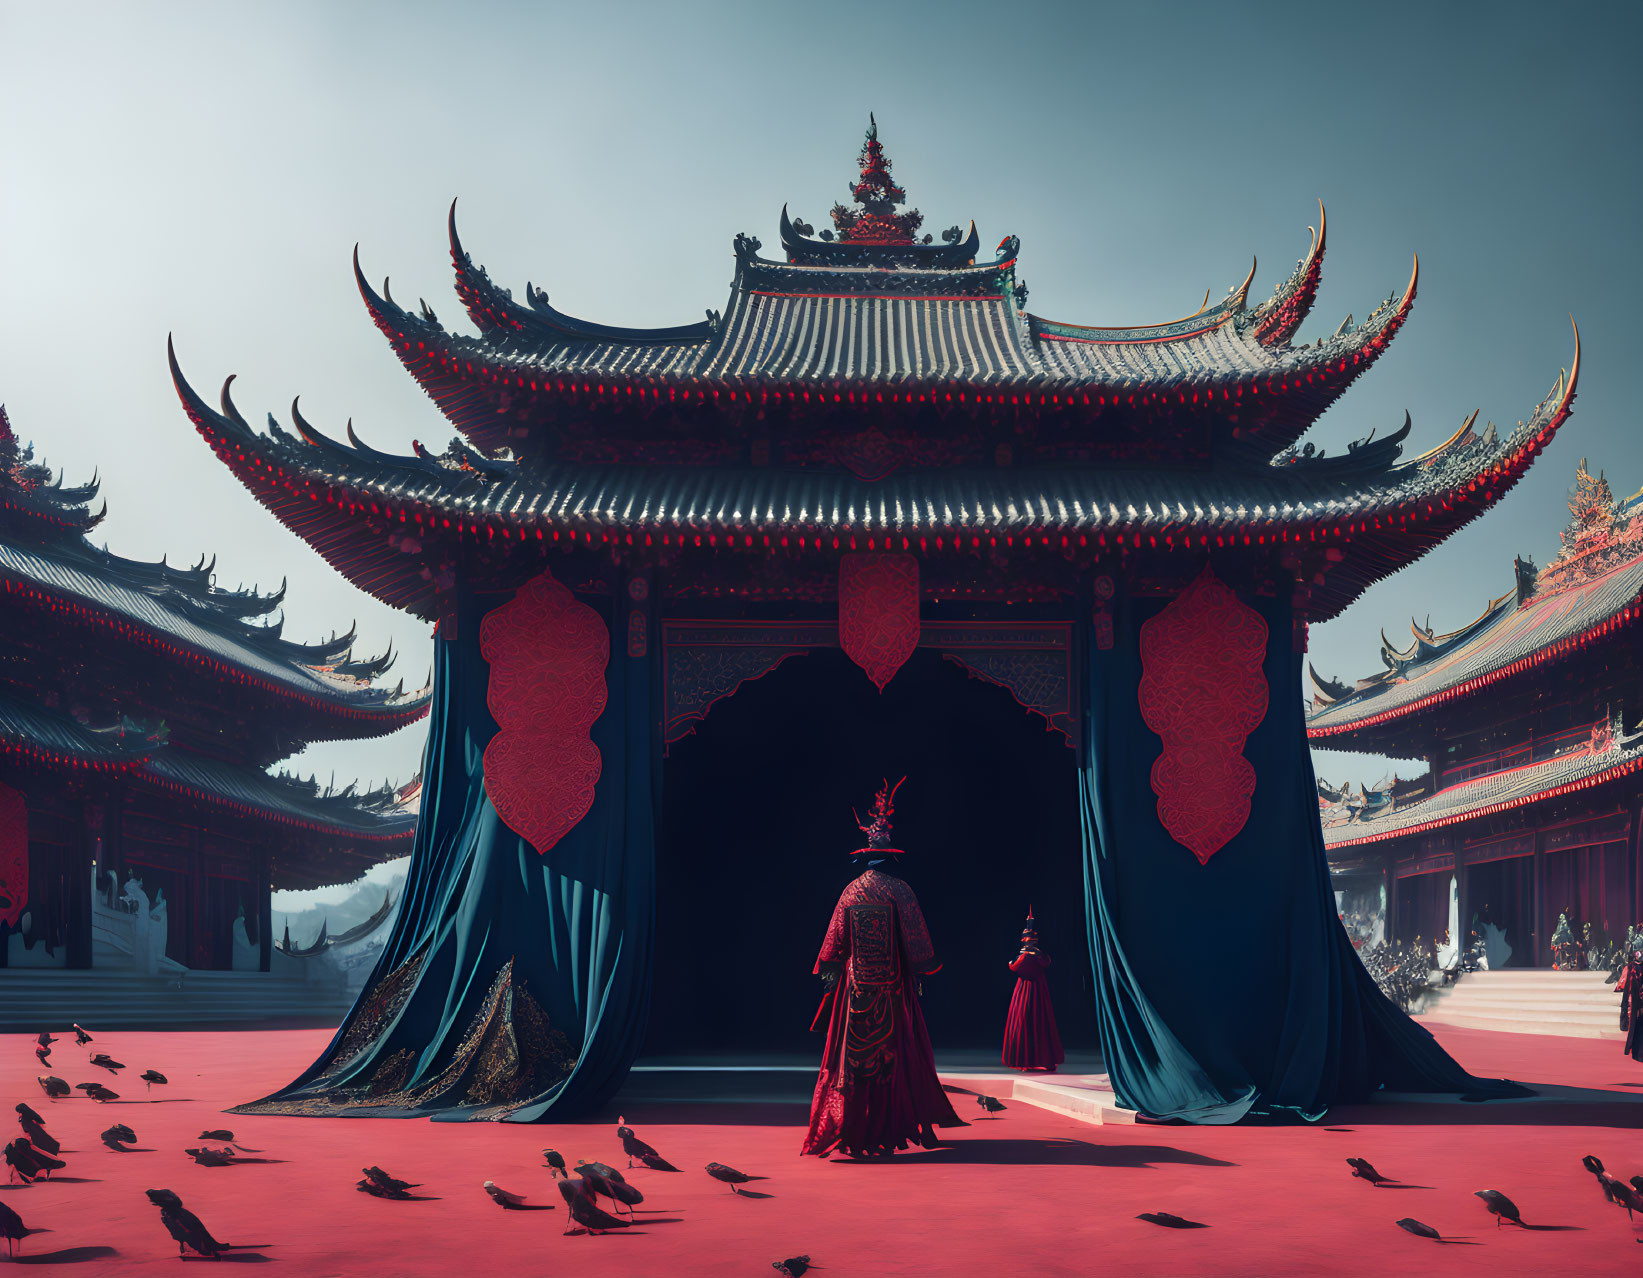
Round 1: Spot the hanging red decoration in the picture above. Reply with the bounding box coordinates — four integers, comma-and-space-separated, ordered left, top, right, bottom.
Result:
1138, 564, 1269, 864
839, 552, 920, 691
0, 781, 26, 931
481, 569, 609, 856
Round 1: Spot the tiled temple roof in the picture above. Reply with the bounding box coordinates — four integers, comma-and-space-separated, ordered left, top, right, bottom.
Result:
1309, 470, 1643, 741
388, 199, 1402, 463
168, 327, 1580, 623
1, 408, 430, 736
1321, 720, 1643, 848
145, 753, 418, 842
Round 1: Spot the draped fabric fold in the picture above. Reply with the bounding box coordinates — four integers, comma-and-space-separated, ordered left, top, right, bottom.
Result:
235, 578, 656, 1122
1080, 581, 1528, 1123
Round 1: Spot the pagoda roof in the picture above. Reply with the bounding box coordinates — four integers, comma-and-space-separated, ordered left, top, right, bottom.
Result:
381, 199, 1401, 464
1321, 718, 1643, 849
0, 692, 157, 775
1309, 464, 1643, 742
144, 753, 418, 843
0, 410, 431, 738
169, 325, 1579, 624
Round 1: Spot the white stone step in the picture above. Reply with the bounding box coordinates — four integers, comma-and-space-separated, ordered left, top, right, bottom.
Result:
1420, 1010, 1625, 1039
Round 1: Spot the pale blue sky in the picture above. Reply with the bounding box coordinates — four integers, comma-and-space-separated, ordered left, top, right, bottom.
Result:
2, 0, 1636, 799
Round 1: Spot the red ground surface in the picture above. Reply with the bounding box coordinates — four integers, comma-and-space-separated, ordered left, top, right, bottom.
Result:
2, 1025, 1640, 1276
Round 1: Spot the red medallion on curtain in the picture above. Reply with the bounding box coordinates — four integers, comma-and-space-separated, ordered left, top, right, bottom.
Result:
480, 570, 610, 856
0, 782, 26, 930
839, 553, 920, 691
1138, 565, 1269, 864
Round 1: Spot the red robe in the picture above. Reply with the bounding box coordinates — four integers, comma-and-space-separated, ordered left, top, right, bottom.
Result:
802, 868, 965, 1157
1003, 949, 1065, 1071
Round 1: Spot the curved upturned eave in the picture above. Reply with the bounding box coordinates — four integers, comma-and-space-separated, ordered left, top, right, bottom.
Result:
445, 203, 715, 345
1247, 202, 1327, 347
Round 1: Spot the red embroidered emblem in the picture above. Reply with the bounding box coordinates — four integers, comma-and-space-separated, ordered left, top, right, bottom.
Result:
839, 553, 920, 691
480, 571, 609, 856
0, 782, 26, 930
1138, 565, 1269, 864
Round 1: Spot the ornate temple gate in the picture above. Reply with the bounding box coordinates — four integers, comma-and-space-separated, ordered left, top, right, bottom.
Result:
179, 120, 1575, 1122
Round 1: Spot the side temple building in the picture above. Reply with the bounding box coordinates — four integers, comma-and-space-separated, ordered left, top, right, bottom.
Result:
0, 406, 428, 973
1313, 461, 1643, 966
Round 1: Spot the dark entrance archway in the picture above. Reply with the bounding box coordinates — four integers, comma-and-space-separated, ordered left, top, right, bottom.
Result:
646, 647, 1092, 1058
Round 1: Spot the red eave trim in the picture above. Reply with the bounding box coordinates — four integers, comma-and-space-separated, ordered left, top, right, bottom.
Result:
0, 737, 150, 776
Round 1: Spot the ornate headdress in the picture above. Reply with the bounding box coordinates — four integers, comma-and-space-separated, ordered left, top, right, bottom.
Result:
852, 777, 906, 856
1020, 906, 1039, 948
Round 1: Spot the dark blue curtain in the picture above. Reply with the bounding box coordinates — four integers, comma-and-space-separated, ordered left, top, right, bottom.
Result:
241, 578, 656, 1122
1081, 580, 1528, 1122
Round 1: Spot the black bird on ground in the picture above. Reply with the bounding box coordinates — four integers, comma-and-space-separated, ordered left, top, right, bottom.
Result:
556, 1177, 630, 1234
706, 1162, 760, 1193
362, 1166, 419, 1195
1395, 1218, 1442, 1240
1137, 1212, 1209, 1229
34, 1032, 54, 1050
542, 1148, 568, 1178
1604, 1175, 1643, 1220
1474, 1190, 1522, 1227
975, 1095, 1006, 1115
576, 1161, 644, 1215
357, 1178, 414, 1200
76, 1082, 118, 1102
32, 1045, 50, 1067
0, 1198, 25, 1257
101, 1124, 138, 1152
616, 1120, 673, 1170
186, 1146, 236, 1167
72, 1024, 92, 1047
145, 1188, 234, 1260
197, 1129, 259, 1152
139, 1070, 167, 1091
36, 1076, 68, 1100
1347, 1157, 1389, 1185
15, 1108, 59, 1157
5, 1137, 64, 1182
14, 1104, 43, 1128
90, 1053, 125, 1075
774, 1256, 811, 1276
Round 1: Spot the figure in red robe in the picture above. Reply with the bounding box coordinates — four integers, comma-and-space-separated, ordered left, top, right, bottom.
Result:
1002, 907, 1065, 1072
802, 778, 966, 1158
1621, 948, 1643, 1063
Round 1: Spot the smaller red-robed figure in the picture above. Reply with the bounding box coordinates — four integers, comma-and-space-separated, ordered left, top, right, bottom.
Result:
1002, 907, 1065, 1072
802, 778, 967, 1158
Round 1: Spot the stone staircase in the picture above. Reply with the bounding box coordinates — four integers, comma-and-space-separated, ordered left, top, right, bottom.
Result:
0, 967, 356, 1031
1415, 969, 1625, 1039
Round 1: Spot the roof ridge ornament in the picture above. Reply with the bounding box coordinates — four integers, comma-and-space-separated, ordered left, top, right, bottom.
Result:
831, 114, 925, 246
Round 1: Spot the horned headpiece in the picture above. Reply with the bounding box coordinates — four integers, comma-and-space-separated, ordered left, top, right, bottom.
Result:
852, 776, 906, 856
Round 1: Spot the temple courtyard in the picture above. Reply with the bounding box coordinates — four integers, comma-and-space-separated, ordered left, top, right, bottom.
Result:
2, 1025, 1639, 1275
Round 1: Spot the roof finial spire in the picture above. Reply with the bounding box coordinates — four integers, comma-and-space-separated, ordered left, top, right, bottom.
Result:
830, 115, 924, 246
